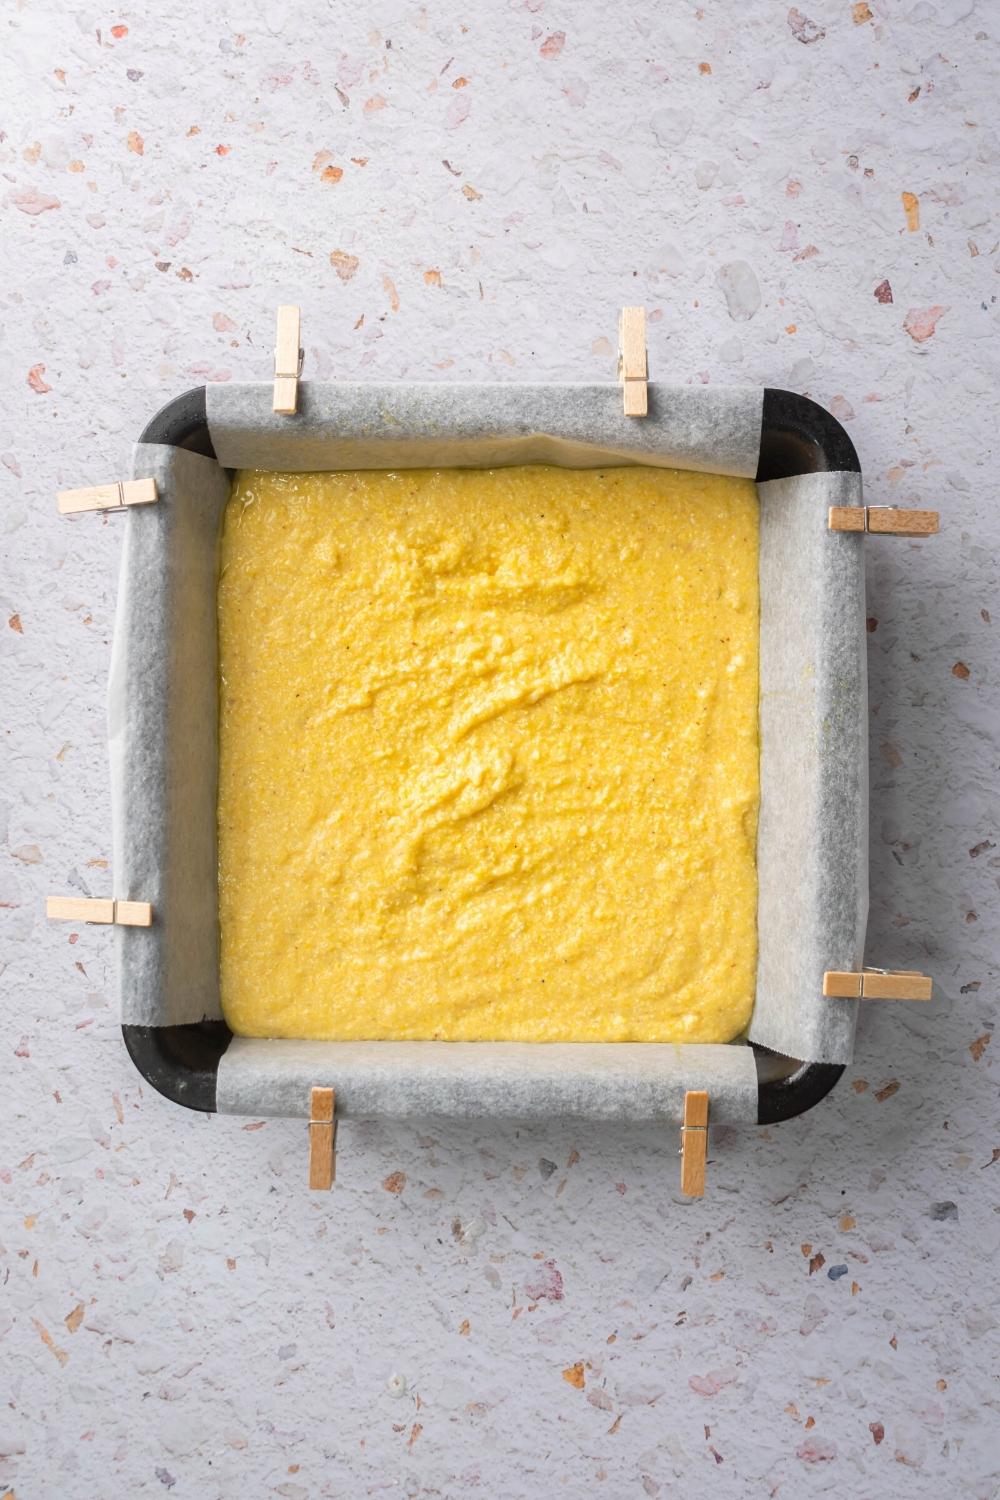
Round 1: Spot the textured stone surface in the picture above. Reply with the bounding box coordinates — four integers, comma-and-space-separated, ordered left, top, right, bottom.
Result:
2, 2, 998, 1496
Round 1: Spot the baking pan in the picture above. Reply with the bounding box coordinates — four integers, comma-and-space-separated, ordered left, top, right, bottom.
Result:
118, 383, 864, 1126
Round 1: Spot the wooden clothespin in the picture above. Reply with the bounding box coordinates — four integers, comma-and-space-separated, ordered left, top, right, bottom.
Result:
46, 896, 153, 927
823, 969, 933, 1001
679, 1090, 708, 1198
273, 304, 303, 415
308, 1086, 336, 1190
828, 505, 939, 537
618, 306, 648, 417
57, 478, 158, 516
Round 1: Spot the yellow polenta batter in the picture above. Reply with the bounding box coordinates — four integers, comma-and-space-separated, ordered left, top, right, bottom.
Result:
218, 465, 759, 1043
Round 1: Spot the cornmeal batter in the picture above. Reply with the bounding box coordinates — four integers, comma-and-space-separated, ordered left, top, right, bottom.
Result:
218, 465, 759, 1042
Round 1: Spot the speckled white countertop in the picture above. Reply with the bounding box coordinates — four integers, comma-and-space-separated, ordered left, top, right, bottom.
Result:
2, 2, 998, 1496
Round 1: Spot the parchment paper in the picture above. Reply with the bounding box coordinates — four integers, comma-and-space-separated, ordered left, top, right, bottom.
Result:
206, 382, 763, 478
216, 1038, 759, 1123
112, 383, 868, 1119
749, 470, 868, 1063
111, 443, 229, 1026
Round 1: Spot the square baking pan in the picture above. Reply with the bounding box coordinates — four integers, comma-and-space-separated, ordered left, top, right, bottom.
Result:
113, 382, 867, 1128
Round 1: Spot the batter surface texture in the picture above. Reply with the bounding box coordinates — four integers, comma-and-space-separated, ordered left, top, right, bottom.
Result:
218, 464, 759, 1042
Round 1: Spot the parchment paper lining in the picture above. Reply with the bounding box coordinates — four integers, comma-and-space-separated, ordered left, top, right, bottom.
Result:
112, 383, 868, 1120
110, 444, 229, 1027
750, 471, 868, 1064
205, 382, 763, 478
216, 1039, 759, 1124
